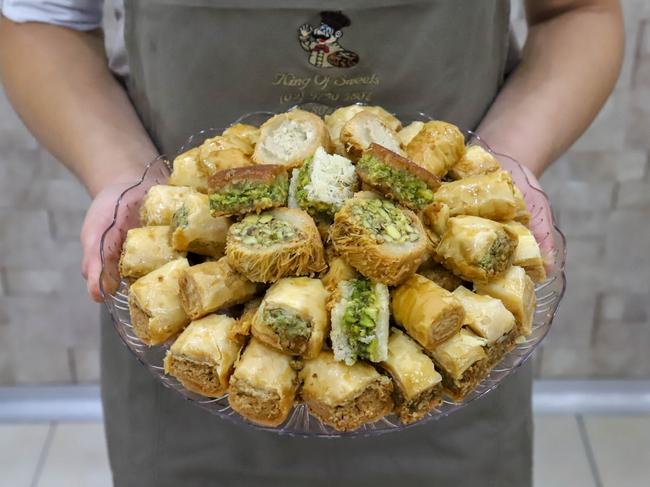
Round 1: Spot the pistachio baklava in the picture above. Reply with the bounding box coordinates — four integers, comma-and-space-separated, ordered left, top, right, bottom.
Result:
252, 277, 329, 359
355, 143, 440, 210
380, 329, 443, 424
119, 226, 186, 279
434, 215, 519, 283
225, 208, 326, 283
391, 274, 465, 350
228, 338, 298, 427
208, 164, 288, 217
299, 350, 393, 432
330, 277, 390, 365
169, 192, 231, 258
127, 258, 190, 346
163, 314, 244, 397
330, 192, 429, 285
139, 185, 195, 226
168, 147, 209, 193
179, 257, 258, 320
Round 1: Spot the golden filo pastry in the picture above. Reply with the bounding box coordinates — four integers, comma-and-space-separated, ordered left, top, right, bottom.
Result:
222, 123, 260, 146
380, 329, 443, 424
139, 185, 195, 226
321, 255, 359, 293
416, 259, 464, 292
330, 192, 429, 286
252, 109, 330, 168
448, 145, 501, 180
208, 164, 289, 217
397, 121, 424, 147
198, 133, 254, 177
118, 226, 186, 280
225, 208, 326, 283
229, 298, 262, 340
340, 111, 404, 160
405, 121, 465, 177
420, 201, 451, 247
474, 265, 537, 336
355, 144, 440, 211
452, 286, 516, 344
504, 222, 546, 283
251, 277, 329, 359
430, 328, 488, 401
434, 216, 519, 283
432, 170, 519, 221
179, 257, 259, 320
299, 350, 393, 432
391, 274, 465, 350
228, 338, 298, 427
163, 314, 244, 397
169, 192, 231, 258
324, 104, 402, 156
512, 186, 532, 225
168, 148, 209, 193
127, 258, 190, 346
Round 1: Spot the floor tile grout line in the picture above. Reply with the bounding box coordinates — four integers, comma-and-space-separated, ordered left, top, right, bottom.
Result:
576, 415, 604, 487
30, 421, 56, 487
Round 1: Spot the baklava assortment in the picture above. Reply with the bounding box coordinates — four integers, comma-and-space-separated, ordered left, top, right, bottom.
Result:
120, 105, 543, 431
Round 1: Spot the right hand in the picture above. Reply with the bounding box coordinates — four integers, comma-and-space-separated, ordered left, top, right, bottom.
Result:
298, 24, 313, 38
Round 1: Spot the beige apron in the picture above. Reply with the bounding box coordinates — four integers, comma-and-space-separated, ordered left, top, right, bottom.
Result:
101, 1, 533, 485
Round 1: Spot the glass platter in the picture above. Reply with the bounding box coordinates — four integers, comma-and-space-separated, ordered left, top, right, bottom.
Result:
99, 105, 566, 438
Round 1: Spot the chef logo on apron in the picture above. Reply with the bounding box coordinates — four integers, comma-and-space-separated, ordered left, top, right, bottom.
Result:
298, 11, 359, 69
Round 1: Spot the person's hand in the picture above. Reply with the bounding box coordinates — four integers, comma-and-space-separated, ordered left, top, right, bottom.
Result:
81, 180, 142, 301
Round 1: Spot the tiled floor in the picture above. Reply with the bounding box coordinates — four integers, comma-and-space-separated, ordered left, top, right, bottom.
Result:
1, 415, 648, 486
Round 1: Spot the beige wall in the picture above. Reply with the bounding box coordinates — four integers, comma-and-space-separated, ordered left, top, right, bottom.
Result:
0, 1, 648, 385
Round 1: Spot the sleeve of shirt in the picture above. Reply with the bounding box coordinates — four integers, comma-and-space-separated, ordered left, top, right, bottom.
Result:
1, 0, 104, 31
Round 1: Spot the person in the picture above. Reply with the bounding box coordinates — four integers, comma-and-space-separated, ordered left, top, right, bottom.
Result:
0, 1, 623, 486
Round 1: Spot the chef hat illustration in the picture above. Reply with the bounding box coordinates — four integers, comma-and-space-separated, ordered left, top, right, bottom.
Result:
320, 11, 352, 32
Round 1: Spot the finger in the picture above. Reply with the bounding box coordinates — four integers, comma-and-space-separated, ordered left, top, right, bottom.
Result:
86, 261, 104, 303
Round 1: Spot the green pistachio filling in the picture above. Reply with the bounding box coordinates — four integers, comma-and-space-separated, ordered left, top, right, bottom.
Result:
357, 154, 434, 209
342, 279, 380, 361
264, 308, 312, 352
294, 157, 336, 219
229, 214, 297, 247
478, 233, 515, 273
350, 198, 420, 244
209, 176, 288, 213
171, 205, 189, 229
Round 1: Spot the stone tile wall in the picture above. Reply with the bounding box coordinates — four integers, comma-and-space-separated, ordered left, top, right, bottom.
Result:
0, 1, 648, 384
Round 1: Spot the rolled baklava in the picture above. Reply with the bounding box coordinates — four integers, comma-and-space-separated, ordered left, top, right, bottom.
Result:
228, 338, 298, 427
119, 226, 186, 279
139, 185, 195, 226
417, 259, 464, 292
127, 258, 190, 345
225, 208, 326, 283
397, 121, 424, 147
405, 121, 465, 177
168, 148, 209, 193
325, 105, 402, 156
474, 265, 537, 336
251, 277, 329, 359
320, 255, 358, 293
432, 170, 519, 221
512, 186, 531, 225
504, 221, 546, 283
169, 192, 231, 258
299, 350, 393, 432
355, 144, 440, 210
229, 298, 262, 340
391, 274, 465, 350
222, 123, 260, 146
330, 192, 429, 285
434, 215, 518, 283
381, 329, 443, 424
288, 146, 357, 219
163, 314, 244, 397
207, 164, 288, 217
448, 145, 501, 180
330, 278, 390, 365
179, 257, 258, 320
252, 109, 331, 167
340, 111, 404, 160
430, 328, 489, 401
198, 133, 254, 177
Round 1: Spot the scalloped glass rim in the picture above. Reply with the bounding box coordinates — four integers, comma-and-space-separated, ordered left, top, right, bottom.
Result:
99, 105, 566, 438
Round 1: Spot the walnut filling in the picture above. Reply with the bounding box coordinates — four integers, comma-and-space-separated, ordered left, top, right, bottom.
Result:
349, 199, 420, 244
229, 214, 298, 247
